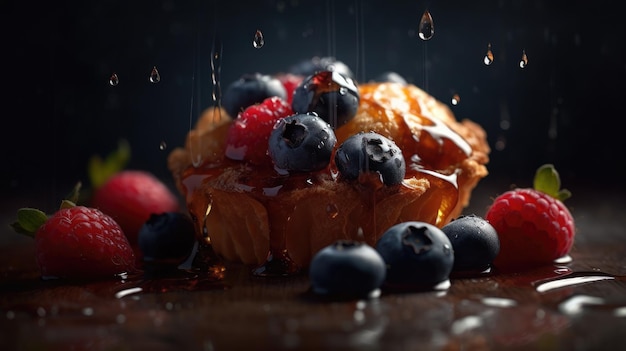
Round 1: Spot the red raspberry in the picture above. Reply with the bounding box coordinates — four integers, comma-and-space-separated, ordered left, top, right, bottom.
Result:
485, 165, 575, 271
225, 96, 294, 165
35, 206, 136, 279
91, 170, 180, 246
276, 73, 304, 105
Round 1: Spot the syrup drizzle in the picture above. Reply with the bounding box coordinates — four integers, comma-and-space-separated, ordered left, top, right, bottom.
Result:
113, 265, 227, 300
252, 199, 300, 277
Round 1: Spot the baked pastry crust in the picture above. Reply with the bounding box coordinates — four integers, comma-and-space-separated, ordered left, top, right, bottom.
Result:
168, 83, 489, 268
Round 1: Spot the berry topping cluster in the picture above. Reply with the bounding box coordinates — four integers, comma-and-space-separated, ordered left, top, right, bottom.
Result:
219, 57, 408, 187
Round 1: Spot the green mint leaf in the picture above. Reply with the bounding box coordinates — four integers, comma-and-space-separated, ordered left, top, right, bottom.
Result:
64, 182, 82, 204
557, 189, 572, 201
533, 164, 571, 201
10, 221, 34, 237
88, 139, 131, 188
60, 200, 76, 210
13, 208, 48, 237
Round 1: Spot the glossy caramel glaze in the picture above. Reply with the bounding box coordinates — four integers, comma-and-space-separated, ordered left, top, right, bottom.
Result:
168, 83, 489, 269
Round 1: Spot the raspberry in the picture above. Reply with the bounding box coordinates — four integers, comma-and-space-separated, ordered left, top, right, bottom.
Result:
276, 73, 303, 105
225, 96, 294, 165
91, 170, 180, 246
485, 165, 575, 270
33, 206, 136, 279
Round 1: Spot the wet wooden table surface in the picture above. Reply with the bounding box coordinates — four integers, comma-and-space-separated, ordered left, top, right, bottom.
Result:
1, 182, 625, 351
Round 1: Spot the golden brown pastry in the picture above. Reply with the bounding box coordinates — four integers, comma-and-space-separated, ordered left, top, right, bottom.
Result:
168, 82, 489, 271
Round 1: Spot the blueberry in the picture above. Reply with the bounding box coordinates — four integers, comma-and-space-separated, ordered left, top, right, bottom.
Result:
375, 221, 454, 288
335, 132, 406, 186
441, 214, 500, 272
138, 212, 196, 264
371, 71, 407, 85
309, 240, 386, 298
221, 73, 287, 118
291, 71, 359, 128
289, 56, 355, 79
268, 113, 337, 172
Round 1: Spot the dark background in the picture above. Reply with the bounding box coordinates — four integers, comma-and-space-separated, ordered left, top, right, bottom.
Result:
2, 0, 624, 208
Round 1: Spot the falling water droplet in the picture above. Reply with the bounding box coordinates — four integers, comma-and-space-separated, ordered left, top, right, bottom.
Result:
210, 37, 223, 106
159, 140, 167, 151
519, 49, 529, 68
253, 29, 265, 48
418, 10, 434, 41
495, 135, 507, 151
149, 66, 161, 83
483, 43, 494, 65
109, 73, 119, 86
451, 93, 461, 105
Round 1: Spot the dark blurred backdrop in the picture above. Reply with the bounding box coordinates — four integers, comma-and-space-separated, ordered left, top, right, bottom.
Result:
2, 0, 624, 206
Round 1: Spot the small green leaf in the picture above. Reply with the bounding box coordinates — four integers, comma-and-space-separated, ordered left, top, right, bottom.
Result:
89, 139, 131, 188
10, 221, 33, 236
64, 182, 82, 204
13, 208, 48, 237
533, 164, 571, 201
60, 200, 77, 210
557, 189, 572, 202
